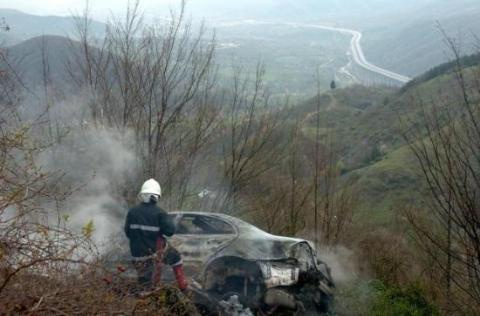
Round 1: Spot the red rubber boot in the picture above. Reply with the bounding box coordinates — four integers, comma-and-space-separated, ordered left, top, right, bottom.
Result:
172, 264, 188, 291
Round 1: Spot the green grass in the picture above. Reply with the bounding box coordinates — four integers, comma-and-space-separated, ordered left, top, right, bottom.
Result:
350, 143, 429, 226
370, 281, 439, 316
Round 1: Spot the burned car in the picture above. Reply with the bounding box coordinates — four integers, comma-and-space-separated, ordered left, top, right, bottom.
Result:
166, 212, 335, 314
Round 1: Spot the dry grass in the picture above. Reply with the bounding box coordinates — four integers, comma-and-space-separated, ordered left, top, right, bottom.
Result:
0, 269, 198, 315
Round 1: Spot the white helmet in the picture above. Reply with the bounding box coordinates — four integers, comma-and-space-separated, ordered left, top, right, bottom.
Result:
138, 179, 162, 203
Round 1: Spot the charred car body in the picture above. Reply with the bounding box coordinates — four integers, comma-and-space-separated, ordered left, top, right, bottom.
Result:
166, 212, 335, 314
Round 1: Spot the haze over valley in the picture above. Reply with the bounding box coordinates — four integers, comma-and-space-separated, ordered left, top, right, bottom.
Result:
2, 0, 480, 95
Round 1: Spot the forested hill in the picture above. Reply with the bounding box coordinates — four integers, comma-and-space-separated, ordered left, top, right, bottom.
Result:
0, 8, 105, 44
4, 35, 75, 87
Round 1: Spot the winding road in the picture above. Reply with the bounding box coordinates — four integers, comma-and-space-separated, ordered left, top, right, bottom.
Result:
288, 22, 411, 84
219, 20, 412, 85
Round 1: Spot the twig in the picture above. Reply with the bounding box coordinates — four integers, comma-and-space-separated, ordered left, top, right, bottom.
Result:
30, 295, 44, 312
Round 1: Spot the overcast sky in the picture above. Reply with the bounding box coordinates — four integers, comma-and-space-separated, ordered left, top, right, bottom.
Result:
0, 0, 181, 20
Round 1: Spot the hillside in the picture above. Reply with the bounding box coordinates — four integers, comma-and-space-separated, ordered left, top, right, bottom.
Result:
294, 54, 480, 226
3, 35, 81, 90
0, 8, 105, 45
362, 0, 480, 76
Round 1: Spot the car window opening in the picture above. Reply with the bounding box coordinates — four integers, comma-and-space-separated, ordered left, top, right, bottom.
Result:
175, 215, 235, 235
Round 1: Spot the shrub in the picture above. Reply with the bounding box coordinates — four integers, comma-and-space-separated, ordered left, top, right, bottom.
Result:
370, 281, 439, 316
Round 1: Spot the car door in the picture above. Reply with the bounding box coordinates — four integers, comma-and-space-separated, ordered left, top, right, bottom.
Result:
169, 214, 237, 278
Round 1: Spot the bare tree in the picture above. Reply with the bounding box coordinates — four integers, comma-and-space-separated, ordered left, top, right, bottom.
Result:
402, 36, 480, 312
245, 89, 355, 240
245, 118, 313, 237
309, 75, 355, 246
69, 1, 217, 206
313, 131, 355, 246
215, 64, 286, 213
0, 53, 102, 311
285, 121, 314, 236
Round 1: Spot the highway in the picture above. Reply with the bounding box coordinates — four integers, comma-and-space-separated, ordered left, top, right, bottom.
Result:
286, 22, 412, 84
218, 20, 412, 84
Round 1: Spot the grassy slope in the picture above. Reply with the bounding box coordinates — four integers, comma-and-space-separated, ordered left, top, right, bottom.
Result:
296, 59, 478, 227
351, 145, 424, 226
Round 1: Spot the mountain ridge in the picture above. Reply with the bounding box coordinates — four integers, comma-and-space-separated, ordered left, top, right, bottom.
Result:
0, 8, 106, 45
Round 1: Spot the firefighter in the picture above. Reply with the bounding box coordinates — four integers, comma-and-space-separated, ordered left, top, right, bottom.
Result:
124, 179, 188, 291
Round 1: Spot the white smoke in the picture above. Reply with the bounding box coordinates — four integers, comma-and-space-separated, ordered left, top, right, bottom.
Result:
317, 245, 359, 284
0, 206, 18, 223
38, 116, 137, 252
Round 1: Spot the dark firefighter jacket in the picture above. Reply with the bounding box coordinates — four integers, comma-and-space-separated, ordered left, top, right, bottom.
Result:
124, 202, 175, 258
